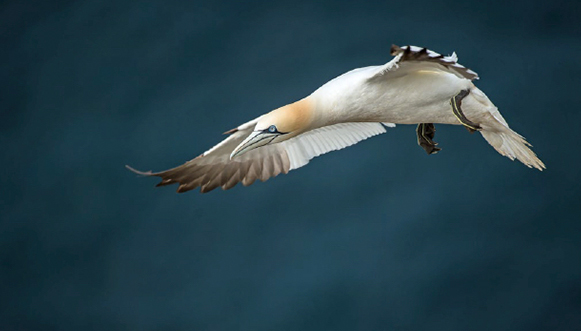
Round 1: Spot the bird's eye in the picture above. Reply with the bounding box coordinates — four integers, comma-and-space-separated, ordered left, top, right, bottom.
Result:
268, 125, 277, 133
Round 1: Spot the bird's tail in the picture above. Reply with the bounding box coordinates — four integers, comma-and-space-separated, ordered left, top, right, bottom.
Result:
480, 126, 545, 170
467, 85, 545, 171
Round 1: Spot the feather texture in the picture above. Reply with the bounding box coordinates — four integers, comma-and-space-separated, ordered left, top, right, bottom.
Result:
283, 122, 388, 170
127, 122, 392, 193
371, 44, 479, 81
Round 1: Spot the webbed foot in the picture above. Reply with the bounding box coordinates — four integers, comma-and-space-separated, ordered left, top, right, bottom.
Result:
417, 123, 441, 155
450, 89, 482, 133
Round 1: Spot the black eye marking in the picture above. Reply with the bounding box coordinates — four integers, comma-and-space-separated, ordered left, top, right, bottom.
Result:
261, 125, 287, 135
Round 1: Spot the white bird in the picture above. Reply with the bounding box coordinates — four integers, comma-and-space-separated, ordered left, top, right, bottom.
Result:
127, 45, 545, 193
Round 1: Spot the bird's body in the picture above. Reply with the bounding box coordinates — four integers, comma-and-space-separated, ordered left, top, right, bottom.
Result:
312, 66, 471, 125
128, 45, 544, 193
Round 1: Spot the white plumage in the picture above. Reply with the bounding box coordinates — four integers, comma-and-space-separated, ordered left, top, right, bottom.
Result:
127, 45, 544, 193
283, 122, 389, 170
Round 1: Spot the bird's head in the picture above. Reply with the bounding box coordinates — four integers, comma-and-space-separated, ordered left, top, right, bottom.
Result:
230, 98, 314, 159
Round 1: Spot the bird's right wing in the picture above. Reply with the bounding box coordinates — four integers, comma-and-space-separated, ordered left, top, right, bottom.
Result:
127, 122, 392, 193
281, 122, 390, 170
127, 117, 291, 193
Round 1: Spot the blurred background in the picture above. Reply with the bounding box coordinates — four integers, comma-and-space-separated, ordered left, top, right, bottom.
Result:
2, 0, 581, 330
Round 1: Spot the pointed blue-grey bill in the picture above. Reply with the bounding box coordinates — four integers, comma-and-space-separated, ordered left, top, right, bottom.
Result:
230, 131, 278, 159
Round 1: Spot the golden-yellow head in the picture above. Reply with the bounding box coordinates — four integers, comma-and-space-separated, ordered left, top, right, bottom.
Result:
230, 98, 314, 159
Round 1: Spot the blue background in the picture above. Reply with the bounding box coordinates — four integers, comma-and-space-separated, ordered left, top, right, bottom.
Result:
2, 0, 581, 330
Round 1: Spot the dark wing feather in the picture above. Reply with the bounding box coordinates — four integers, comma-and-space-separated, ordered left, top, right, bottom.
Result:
126, 123, 291, 193
371, 44, 479, 81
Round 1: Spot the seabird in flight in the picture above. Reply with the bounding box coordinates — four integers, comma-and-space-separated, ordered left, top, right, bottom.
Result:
127, 45, 545, 193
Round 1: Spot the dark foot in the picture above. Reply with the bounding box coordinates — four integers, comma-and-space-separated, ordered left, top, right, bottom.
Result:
417, 123, 441, 155
450, 89, 482, 133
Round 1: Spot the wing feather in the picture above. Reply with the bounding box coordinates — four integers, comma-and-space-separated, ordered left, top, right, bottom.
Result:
127, 122, 391, 193
369, 44, 479, 81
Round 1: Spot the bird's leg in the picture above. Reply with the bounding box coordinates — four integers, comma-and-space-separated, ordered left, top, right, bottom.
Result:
416, 123, 441, 155
450, 89, 482, 133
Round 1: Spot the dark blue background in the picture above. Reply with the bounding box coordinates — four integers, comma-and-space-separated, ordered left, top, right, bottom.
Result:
2, 0, 581, 330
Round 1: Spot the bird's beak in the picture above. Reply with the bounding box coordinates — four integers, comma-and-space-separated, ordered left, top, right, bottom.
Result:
230, 131, 278, 159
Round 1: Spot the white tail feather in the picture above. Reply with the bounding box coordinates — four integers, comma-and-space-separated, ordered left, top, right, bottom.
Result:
469, 85, 544, 171
480, 128, 545, 170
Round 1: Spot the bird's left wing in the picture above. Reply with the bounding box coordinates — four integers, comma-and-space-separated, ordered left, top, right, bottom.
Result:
127, 122, 392, 193
369, 44, 479, 81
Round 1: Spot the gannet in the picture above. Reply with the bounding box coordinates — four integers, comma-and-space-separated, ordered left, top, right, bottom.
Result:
127, 45, 545, 193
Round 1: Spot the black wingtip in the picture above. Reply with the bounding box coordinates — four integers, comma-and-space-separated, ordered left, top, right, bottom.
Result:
125, 165, 153, 176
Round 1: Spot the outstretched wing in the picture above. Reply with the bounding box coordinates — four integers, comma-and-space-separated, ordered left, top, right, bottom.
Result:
369, 45, 479, 81
127, 122, 392, 193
